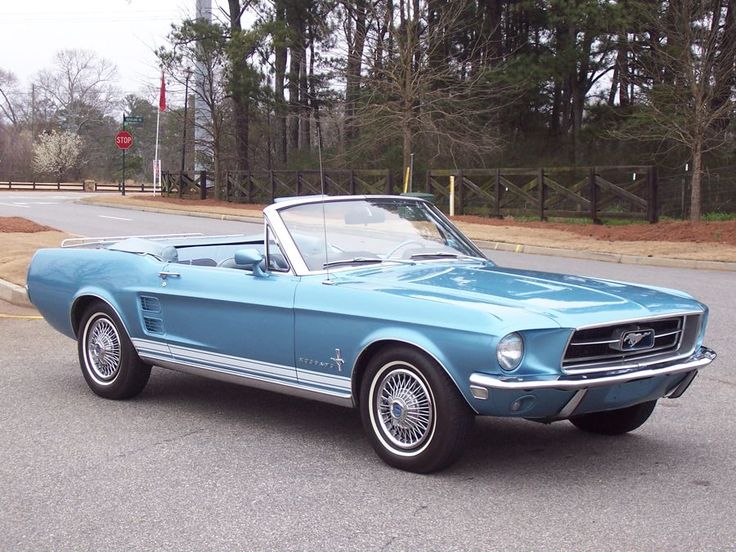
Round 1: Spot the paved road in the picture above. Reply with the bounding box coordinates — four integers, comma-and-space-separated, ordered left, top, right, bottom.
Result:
0, 192, 261, 236
1, 193, 734, 550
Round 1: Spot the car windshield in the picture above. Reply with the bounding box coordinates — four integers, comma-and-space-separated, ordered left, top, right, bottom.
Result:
278, 198, 485, 271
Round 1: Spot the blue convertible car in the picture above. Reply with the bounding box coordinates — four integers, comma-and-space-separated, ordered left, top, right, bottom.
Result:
27, 195, 716, 472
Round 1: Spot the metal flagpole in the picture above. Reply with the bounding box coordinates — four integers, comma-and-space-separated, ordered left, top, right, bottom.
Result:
153, 106, 161, 196
154, 71, 166, 196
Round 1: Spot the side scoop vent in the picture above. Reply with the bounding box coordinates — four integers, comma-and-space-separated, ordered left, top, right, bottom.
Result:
143, 317, 164, 334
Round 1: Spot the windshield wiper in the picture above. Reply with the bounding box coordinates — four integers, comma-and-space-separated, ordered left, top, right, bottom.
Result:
410, 252, 487, 263
409, 252, 460, 260
323, 257, 384, 268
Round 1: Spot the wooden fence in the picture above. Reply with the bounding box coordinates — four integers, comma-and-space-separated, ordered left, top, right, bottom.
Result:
0, 180, 84, 191
427, 166, 658, 223
161, 169, 394, 204
0, 180, 156, 192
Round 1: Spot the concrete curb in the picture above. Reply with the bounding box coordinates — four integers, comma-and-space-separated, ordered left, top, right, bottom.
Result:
82, 199, 736, 272
79, 199, 264, 225
475, 240, 736, 272
0, 278, 32, 307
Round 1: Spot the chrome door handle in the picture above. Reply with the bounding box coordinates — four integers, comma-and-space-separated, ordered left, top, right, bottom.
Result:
159, 271, 181, 286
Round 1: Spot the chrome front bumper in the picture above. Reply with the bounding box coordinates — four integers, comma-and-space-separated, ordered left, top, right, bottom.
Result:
469, 346, 717, 398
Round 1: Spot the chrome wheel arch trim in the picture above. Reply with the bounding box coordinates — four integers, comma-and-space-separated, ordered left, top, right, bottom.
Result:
352, 337, 478, 414
70, 292, 132, 342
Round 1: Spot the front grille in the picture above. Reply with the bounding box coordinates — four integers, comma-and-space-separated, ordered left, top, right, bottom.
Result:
563, 314, 701, 373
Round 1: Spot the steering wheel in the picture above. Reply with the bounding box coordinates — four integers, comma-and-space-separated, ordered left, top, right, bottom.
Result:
386, 240, 425, 259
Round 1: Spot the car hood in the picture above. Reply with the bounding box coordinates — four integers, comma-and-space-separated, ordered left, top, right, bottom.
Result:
332, 261, 704, 328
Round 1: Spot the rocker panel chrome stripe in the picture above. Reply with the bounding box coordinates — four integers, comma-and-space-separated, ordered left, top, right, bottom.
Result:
168, 344, 297, 380
138, 351, 354, 408
131, 338, 170, 354
296, 368, 351, 390
133, 339, 353, 395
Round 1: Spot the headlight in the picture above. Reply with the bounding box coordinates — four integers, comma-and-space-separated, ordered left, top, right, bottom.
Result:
497, 332, 523, 371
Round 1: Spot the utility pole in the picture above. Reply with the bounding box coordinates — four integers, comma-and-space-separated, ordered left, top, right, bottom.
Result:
194, 0, 212, 173
31, 84, 35, 142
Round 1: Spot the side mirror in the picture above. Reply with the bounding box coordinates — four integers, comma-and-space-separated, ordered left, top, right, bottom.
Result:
233, 248, 268, 278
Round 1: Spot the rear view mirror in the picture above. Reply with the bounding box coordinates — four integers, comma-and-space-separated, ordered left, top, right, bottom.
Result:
344, 206, 386, 225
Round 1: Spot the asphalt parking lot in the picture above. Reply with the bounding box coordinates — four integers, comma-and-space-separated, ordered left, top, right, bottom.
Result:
1, 251, 734, 551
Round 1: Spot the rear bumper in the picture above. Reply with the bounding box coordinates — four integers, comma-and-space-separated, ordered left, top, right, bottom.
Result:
467, 346, 716, 418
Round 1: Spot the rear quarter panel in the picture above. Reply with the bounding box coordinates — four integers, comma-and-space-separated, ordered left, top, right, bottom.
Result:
27, 248, 165, 339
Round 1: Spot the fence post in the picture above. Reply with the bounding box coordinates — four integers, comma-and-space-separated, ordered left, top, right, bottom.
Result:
457, 170, 464, 215
200, 170, 207, 200
386, 171, 393, 194
494, 168, 502, 218
538, 168, 545, 221
296, 171, 302, 196
247, 171, 254, 203
589, 167, 601, 224
647, 166, 658, 223
350, 169, 356, 194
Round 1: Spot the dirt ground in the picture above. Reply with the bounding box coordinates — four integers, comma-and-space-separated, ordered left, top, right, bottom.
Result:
3, 194, 736, 286
1, 229, 71, 285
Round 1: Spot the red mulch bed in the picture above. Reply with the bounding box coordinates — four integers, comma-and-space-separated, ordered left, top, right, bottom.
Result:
454, 215, 736, 246
0, 217, 56, 233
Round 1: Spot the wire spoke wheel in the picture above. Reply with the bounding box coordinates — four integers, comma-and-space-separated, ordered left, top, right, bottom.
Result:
374, 365, 435, 451
85, 315, 122, 382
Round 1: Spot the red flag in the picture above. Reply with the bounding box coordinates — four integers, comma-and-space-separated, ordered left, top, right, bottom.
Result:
158, 73, 166, 112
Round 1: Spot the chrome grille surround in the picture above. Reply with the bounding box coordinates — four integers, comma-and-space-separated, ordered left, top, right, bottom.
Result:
562, 312, 704, 375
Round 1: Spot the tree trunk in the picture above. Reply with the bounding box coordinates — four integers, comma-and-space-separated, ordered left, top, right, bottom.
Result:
690, 138, 703, 221
344, 0, 367, 144
299, 43, 310, 150
228, 0, 250, 170
288, 44, 301, 152
274, 3, 288, 165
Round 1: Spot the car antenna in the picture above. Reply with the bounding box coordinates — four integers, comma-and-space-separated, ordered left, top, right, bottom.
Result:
317, 124, 333, 285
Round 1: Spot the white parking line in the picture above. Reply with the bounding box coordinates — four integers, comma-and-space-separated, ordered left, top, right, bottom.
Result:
0, 202, 30, 208
98, 215, 133, 221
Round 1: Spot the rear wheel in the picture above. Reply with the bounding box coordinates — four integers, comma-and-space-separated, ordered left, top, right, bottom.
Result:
360, 346, 474, 473
570, 400, 657, 435
77, 302, 151, 400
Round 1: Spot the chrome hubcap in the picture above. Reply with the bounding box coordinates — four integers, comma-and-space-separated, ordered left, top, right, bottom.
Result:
376, 367, 434, 450
86, 316, 121, 381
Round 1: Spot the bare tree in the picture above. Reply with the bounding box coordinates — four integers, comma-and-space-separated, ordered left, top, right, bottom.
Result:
352, 0, 513, 169
35, 49, 119, 133
621, 0, 736, 221
0, 68, 21, 126
32, 130, 84, 183
158, 19, 231, 197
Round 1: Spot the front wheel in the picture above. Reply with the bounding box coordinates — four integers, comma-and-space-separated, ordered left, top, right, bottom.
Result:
360, 346, 474, 473
569, 400, 657, 435
77, 302, 151, 400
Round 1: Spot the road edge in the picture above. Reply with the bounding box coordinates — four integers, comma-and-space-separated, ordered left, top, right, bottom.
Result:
0, 278, 31, 307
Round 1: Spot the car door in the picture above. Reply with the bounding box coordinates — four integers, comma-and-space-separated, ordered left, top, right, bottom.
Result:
146, 262, 299, 385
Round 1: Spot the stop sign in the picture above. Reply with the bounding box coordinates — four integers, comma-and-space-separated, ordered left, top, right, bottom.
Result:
115, 130, 133, 150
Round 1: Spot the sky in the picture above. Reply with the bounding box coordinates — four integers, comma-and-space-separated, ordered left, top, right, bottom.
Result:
0, 0, 230, 104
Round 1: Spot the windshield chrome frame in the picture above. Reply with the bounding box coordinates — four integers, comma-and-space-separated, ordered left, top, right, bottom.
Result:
263, 195, 487, 277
